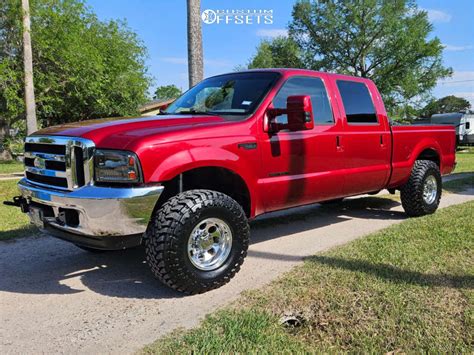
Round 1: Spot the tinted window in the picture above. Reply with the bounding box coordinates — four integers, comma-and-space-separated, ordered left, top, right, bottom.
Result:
337, 80, 377, 123
273, 76, 334, 124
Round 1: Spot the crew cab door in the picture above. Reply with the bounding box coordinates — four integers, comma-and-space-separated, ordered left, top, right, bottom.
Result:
258, 74, 346, 212
332, 78, 391, 195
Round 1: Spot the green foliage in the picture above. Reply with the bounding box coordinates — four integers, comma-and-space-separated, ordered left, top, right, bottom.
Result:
248, 36, 304, 69
452, 148, 474, 174
420, 95, 471, 118
0, 180, 35, 240
0, 160, 23, 174
289, 0, 452, 112
3, 136, 24, 157
142, 309, 310, 354
0, 0, 151, 129
247, 0, 451, 114
389, 104, 420, 123
153, 84, 182, 100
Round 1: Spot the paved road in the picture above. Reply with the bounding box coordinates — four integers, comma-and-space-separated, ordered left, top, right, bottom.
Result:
0, 173, 23, 181
1, 189, 473, 354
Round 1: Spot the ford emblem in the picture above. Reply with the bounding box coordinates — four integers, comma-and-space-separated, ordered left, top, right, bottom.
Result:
34, 157, 46, 169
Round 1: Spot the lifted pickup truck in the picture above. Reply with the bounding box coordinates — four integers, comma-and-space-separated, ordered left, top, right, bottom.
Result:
11, 69, 456, 294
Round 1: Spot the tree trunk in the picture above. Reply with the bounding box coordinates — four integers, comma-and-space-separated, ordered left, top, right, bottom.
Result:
0, 119, 13, 161
22, 0, 38, 135
187, 0, 203, 88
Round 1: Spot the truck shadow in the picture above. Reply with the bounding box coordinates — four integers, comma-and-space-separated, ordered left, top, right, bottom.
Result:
241, 251, 474, 289
250, 196, 403, 245
0, 196, 418, 299
307, 255, 474, 289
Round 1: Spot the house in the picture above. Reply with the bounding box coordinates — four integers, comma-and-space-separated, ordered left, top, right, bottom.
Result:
138, 98, 176, 116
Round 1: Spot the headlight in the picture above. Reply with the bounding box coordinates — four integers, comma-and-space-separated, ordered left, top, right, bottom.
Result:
94, 149, 141, 183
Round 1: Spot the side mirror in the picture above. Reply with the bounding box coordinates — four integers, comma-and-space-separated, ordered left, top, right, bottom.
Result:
265, 95, 314, 133
286, 95, 314, 131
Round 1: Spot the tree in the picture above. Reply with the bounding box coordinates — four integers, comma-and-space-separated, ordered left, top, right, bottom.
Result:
248, 36, 304, 69
153, 85, 182, 100
21, 0, 37, 134
419, 96, 471, 118
187, 0, 203, 87
390, 104, 420, 123
0, 0, 151, 135
264, 0, 451, 113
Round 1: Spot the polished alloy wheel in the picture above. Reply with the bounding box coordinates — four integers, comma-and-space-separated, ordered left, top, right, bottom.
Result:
187, 218, 233, 271
422, 175, 437, 205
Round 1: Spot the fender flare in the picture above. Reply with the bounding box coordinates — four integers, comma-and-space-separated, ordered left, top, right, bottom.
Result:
149, 147, 259, 214
409, 138, 442, 170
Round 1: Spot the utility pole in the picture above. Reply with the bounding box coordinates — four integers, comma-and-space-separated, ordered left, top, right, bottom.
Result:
22, 0, 38, 134
187, 0, 203, 88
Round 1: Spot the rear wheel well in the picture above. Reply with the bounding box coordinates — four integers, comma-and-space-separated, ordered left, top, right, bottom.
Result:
417, 149, 440, 167
156, 167, 251, 217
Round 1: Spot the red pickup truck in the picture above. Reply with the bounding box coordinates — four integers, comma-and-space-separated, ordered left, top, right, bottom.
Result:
12, 69, 456, 294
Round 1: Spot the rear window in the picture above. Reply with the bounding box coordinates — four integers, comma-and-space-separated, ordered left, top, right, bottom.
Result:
337, 80, 377, 124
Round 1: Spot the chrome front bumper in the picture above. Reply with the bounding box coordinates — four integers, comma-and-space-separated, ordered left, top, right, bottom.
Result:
18, 179, 164, 246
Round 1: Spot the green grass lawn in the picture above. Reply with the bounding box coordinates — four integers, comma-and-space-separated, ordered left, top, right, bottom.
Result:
0, 160, 23, 175
444, 175, 474, 193
455, 147, 474, 173
0, 180, 35, 240
143, 201, 474, 354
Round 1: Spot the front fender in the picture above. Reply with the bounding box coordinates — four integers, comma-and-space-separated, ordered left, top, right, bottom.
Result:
140, 145, 261, 215
150, 147, 245, 182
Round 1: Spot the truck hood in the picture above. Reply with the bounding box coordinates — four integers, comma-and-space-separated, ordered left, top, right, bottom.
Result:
33, 114, 227, 149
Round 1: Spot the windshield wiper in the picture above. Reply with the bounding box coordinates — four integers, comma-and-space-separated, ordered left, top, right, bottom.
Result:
171, 109, 219, 116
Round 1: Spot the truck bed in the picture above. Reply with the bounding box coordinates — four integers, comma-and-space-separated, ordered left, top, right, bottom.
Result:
388, 124, 456, 188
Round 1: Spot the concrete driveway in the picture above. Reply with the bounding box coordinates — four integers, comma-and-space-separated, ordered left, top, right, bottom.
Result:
1, 189, 473, 354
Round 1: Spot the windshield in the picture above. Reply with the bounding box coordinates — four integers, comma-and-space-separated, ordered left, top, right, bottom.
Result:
165, 72, 280, 117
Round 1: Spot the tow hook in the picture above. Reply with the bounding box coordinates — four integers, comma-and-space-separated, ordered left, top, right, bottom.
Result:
3, 196, 29, 213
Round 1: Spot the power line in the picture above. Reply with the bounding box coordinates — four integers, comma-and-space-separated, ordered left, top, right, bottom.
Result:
439, 79, 474, 84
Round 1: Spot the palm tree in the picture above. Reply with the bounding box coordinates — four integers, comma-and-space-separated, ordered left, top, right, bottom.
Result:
22, 0, 38, 134
187, 0, 203, 88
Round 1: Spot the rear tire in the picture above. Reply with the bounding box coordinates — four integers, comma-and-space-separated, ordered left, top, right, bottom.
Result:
145, 189, 250, 294
400, 160, 442, 217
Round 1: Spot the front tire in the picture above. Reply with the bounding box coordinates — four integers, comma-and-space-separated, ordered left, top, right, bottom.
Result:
400, 160, 442, 217
145, 189, 250, 294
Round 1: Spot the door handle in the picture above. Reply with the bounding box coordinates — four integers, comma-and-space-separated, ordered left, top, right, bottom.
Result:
336, 135, 344, 152
380, 134, 387, 149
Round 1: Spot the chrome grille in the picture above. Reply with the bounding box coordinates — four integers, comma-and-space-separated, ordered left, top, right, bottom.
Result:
24, 136, 95, 191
